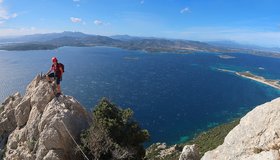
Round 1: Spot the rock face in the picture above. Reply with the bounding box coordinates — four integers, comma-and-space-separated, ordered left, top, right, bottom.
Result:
0, 75, 91, 160
202, 97, 280, 160
179, 144, 199, 160
145, 142, 182, 159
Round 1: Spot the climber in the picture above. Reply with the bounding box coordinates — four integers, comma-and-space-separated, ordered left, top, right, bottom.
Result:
46, 57, 64, 97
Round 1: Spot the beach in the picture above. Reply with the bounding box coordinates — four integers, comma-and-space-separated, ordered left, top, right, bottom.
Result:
217, 68, 280, 90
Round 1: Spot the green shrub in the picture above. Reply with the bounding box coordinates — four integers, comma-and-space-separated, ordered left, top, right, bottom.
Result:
81, 98, 149, 160
145, 119, 240, 159
186, 119, 240, 158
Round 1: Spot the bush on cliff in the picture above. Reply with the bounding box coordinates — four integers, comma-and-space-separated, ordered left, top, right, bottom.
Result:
81, 98, 150, 160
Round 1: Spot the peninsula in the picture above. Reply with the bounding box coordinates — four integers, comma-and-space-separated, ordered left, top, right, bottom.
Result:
217, 68, 280, 90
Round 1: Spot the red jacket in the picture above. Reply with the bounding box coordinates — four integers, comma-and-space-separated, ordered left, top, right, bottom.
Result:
51, 63, 63, 78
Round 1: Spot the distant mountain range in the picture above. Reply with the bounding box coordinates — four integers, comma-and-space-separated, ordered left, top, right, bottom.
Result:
0, 31, 90, 43
208, 40, 280, 53
0, 31, 279, 58
110, 35, 142, 41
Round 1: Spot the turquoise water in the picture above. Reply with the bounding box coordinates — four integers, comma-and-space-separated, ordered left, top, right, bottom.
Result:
1, 47, 280, 145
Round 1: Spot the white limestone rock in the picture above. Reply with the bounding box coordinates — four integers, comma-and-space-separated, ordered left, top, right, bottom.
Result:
179, 144, 199, 160
0, 75, 91, 160
202, 97, 280, 160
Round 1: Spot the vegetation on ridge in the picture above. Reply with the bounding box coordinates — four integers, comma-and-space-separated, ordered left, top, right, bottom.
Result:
81, 98, 150, 160
187, 119, 240, 158
146, 119, 240, 159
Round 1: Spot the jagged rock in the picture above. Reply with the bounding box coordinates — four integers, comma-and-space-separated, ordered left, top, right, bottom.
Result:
0, 75, 91, 160
43, 150, 63, 160
26, 75, 54, 113
0, 92, 22, 134
202, 97, 280, 160
0, 92, 22, 159
179, 144, 199, 160
145, 142, 182, 159
159, 144, 180, 158
15, 98, 31, 128
157, 143, 167, 150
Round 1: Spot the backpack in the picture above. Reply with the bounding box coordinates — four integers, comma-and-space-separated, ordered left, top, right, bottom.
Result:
58, 63, 65, 73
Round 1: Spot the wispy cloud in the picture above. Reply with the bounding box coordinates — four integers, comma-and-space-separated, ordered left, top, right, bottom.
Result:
73, 0, 80, 7
0, 10, 17, 20
140, 0, 144, 4
0, 0, 18, 23
94, 20, 103, 25
70, 17, 82, 23
180, 7, 190, 14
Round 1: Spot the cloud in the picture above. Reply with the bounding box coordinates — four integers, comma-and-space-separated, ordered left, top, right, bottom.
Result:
140, 0, 144, 4
0, 0, 17, 24
0, 5, 17, 21
180, 7, 190, 14
70, 17, 82, 23
94, 20, 103, 25
73, 0, 80, 7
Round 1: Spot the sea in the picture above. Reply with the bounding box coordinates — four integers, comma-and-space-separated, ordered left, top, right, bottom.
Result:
1, 46, 280, 145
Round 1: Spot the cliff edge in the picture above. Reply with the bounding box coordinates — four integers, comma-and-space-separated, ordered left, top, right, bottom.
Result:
201, 98, 280, 160
0, 75, 91, 160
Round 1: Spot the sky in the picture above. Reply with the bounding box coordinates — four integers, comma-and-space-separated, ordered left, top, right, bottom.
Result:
0, 0, 280, 47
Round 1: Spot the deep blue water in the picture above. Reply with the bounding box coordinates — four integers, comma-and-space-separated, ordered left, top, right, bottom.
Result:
1, 47, 280, 145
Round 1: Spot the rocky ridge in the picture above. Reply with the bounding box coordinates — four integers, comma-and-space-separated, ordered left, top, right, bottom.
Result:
201, 97, 280, 160
147, 97, 280, 160
0, 75, 91, 160
2, 74, 280, 160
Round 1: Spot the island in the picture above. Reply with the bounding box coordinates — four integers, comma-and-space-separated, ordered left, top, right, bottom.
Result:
218, 55, 236, 59
217, 68, 280, 90
123, 57, 139, 60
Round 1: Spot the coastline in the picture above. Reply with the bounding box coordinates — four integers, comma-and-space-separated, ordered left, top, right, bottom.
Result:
217, 68, 280, 90
146, 119, 240, 159
236, 72, 280, 90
